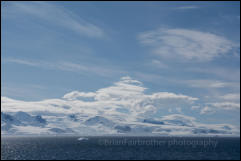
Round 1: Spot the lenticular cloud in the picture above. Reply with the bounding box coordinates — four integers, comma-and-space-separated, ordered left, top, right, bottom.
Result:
138, 28, 237, 61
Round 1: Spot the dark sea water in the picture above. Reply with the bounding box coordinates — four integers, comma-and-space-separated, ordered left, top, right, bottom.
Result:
1, 136, 240, 160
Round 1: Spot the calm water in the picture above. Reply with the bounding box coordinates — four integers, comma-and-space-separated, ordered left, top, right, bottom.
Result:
1, 136, 240, 160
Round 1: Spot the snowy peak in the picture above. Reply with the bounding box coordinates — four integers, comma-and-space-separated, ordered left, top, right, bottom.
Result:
84, 116, 115, 127
1, 112, 47, 128
14, 111, 33, 121
1, 112, 21, 125
14, 111, 47, 127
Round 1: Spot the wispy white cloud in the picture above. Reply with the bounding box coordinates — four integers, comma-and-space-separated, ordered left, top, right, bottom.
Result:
149, 92, 197, 102
185, 79, 240, 89
191, 106, 200, 110
3, 58, 124, 77
138, 28, 238, 61
57, 62, 122, 77
200, 106, 215, 115
201, 102, 240, 115
187, 67, 240, 82
4, 1, 105, 38
199, 92, 240, 115
4, 58, 41, 67
2, 84, 48, 100
175, 107, 182, 113
151, 60, 169, 69
176, 5, 199, 10
63, 91, 96, 100
220, 93, 240, 102
209, 102, 240, 110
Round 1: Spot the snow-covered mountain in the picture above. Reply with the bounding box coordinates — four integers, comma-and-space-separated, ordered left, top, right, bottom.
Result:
1, 111, 239, 136
1, 77, 240, 136
84, 116, 115, 127
14, 111, 47, 127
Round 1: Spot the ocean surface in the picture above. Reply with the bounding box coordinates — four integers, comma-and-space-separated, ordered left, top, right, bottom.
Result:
1, 136, 240, 160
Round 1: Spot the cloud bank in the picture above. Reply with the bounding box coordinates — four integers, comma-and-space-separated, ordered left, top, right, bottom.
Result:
1, 77, 240, 136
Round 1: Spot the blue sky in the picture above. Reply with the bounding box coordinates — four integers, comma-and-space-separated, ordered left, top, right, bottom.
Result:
1, 2, 240, 127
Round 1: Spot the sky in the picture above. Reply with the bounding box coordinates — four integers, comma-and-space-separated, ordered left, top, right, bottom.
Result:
1, 2, 240, 128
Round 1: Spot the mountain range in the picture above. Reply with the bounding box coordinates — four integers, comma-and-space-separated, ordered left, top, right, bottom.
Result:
1, 77, 239, 136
